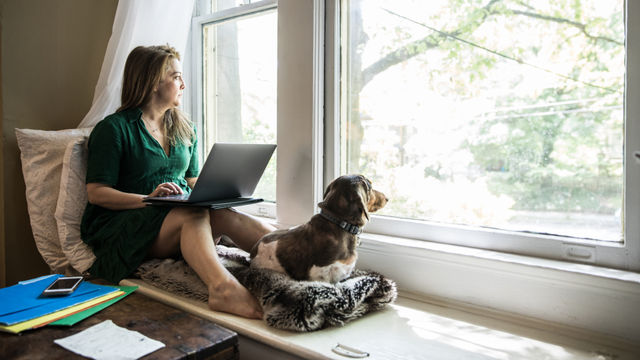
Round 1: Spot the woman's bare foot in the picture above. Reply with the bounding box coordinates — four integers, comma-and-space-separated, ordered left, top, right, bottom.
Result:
208, 278, 263, 319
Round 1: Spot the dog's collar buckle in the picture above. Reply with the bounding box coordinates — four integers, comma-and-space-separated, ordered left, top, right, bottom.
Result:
341, 221, 362, 235
320, 210, 362, 235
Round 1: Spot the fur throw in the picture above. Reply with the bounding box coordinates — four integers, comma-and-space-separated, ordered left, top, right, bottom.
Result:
135, 245, 397, 332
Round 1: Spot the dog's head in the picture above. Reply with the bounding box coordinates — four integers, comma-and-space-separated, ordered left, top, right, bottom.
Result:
318, 175, 388, 227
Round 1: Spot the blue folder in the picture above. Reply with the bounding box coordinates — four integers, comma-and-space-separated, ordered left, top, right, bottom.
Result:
0, 274, 119, 326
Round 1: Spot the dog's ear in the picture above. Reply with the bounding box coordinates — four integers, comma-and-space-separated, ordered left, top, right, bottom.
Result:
318, 182, 331, 209
356, 181, 370, 223
343, 178, 370, 226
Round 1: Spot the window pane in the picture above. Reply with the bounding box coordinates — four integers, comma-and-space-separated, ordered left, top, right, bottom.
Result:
342, 0, 624, 241
202, 11, 277, 202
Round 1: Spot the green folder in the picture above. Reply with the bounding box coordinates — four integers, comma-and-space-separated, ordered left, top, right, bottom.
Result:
48, 286, 138, 326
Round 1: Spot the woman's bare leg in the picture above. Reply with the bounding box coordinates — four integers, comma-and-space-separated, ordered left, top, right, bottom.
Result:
149, 207, 263, 319
209, 208, 276, 252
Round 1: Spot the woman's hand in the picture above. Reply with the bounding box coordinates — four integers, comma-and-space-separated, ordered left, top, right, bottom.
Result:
149, 182, 184, 197
87, 182, 183, 210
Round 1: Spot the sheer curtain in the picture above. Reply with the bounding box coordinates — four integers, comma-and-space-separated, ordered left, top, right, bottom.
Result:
78, 0, 194, 128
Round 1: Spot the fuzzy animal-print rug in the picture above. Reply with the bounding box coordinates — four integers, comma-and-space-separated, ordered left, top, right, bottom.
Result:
134, 245, 397, 332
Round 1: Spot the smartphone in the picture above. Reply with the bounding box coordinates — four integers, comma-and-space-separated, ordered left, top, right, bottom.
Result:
40, 276, 83, 297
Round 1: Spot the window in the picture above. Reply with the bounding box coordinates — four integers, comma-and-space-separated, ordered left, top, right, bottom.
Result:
192, 0, 277, 213
190, 0, 639, 270
332, 0, 639, 270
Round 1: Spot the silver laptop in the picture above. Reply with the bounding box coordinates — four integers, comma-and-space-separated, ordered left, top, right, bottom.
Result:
144, 143, 276, 209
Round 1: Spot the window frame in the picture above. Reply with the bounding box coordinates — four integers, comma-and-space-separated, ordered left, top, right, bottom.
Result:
324, 0, 640, 272
189, 0, 639, 272
190, 0, 325, 225
190, 0, 279, 219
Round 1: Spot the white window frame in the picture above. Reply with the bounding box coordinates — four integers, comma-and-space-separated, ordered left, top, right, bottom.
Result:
325, 0, 640, 273
188, 0, 640, 271
190, 0, 280, 219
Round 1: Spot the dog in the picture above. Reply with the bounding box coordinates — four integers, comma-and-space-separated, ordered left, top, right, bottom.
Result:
250, 174, 388, 283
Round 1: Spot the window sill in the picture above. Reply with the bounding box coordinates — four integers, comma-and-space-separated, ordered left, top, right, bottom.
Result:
254, 214, 640, 344
121, 278, 640, 359
122, 216, 640, 357
356, 232, 640, 345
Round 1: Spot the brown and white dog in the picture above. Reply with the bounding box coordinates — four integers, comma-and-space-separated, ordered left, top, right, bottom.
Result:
250, 175, 388, 283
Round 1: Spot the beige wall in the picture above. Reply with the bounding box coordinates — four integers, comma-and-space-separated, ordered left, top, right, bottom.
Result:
1, 26, 4, 287
1, 0, 117, 286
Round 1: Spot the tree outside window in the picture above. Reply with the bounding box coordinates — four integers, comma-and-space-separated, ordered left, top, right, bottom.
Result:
342, 0, 624, 241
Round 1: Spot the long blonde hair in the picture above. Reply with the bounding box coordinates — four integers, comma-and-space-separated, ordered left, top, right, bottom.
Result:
118, 45, 195, 146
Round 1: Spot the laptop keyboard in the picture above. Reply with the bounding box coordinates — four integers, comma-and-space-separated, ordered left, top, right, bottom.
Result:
162, 193, 190, 200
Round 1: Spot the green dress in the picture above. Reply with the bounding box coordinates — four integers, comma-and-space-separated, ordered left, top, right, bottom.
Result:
80, 107, 199, 283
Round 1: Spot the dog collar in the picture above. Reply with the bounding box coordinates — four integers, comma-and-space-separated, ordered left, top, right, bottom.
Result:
319, 210, 362, 235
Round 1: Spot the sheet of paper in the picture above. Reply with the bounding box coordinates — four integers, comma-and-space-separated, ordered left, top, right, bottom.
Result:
54, 320, 165, 359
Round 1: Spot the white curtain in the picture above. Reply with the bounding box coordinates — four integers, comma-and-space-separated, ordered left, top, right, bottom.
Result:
78, 0, 195, 128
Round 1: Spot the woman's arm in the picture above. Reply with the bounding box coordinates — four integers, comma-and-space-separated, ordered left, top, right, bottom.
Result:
86, 182, 183, 210
186, 177, 197, 189
86, 183, 146, 210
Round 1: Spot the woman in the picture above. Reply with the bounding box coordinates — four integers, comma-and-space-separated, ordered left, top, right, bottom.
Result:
81, 45, 273, 319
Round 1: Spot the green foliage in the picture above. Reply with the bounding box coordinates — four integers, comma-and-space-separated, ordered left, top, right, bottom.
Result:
354, 0, 624, 222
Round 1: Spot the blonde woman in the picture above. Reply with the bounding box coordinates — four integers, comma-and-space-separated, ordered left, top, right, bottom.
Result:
81, 45, 272, 319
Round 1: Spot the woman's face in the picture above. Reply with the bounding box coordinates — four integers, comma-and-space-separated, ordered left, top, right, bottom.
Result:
155, 58, 185, 109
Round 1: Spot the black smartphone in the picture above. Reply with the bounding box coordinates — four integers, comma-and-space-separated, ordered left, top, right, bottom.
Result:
40, 276, 83, 297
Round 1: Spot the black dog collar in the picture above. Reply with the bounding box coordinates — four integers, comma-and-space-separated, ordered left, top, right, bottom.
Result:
319, 210, 362, 235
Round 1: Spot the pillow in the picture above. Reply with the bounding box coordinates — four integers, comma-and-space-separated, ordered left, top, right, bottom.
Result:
15, 127, 92, 274
55, 137, 96, 273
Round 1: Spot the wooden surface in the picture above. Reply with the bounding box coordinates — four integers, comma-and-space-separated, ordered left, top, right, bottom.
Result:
0, 289, 239, 360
